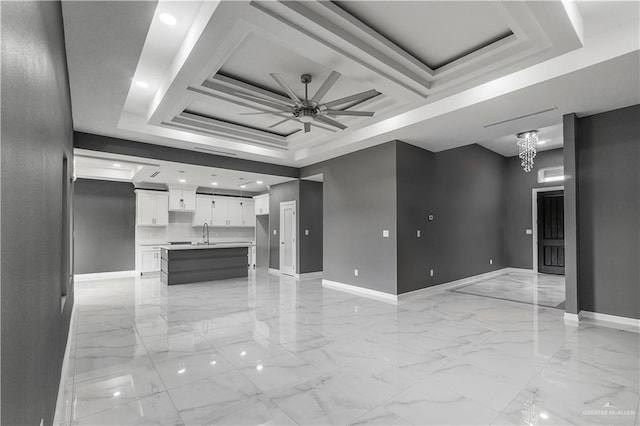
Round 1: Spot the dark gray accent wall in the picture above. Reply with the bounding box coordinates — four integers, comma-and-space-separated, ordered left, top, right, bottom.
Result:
74, 131, 299, 178
255, 215, 269, 267
74, 179, 135, 274
321, 142, 398, 294
563, 113, 580, 315
299, 181, 323, 273
505, 149, 564, 269
428, 144, 507, 288
1, 1, 74, 424
576, 105, 639, 319
269, 180, 299, 270
396, 143, 438, 294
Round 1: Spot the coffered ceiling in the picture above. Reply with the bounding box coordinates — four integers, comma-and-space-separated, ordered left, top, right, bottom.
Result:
62, 1, 640, 167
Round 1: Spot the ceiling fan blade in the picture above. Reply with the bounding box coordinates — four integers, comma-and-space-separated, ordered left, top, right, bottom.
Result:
269, 73, 301, 104
304, 122, 311, 133
239, 111, 289, 116
323, 89, 379, 109
315, 115, 347, 130
235, 92, 294, 109
311, 71, 341, 104
268, 116, 295, 129
325, 110, 375, 117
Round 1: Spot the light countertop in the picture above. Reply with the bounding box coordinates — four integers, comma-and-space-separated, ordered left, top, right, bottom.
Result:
161, 242, 252, 251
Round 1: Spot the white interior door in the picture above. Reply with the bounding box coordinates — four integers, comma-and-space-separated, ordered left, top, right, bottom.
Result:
279, 201, 296, 276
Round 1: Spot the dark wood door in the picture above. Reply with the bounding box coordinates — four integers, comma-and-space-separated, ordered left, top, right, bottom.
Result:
537, 190, 565, 275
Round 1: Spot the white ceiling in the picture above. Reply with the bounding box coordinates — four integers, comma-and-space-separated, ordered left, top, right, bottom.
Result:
62, 1, 640, 167
74, 149, 294, 191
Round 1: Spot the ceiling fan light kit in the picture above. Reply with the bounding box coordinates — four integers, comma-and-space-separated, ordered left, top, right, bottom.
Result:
238, 71, 379, 133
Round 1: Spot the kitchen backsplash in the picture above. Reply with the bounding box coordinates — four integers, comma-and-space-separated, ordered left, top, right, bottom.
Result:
136, 211, 255, 245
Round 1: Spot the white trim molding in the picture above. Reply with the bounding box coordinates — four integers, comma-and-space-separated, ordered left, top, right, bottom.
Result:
580, 311, 640, 332
531, 185, 564, 273
74, 270, 138, 282
295, 271, 323, 279
398, 268, 511, 302
563, 311, 582, 325
504, 267, 535, 274
322, 279, 398, 304
53, 307, 77, 426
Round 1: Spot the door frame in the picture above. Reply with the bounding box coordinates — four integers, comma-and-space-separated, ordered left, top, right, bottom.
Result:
279, 201, 296, 276
532, 185, 564, 273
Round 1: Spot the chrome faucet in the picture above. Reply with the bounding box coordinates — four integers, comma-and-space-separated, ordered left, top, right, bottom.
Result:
203, 222, 210, 245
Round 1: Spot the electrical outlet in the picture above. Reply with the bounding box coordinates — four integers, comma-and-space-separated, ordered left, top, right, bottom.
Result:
354, 269, 359, 276
305, 229, 309, 235
430, 269, 434, 277
382, 230, 389, 238
40, 419, 44, 426
417, 230, 421, 237
526, 229, 533, 235
490, 259, 493, 265
273, 230, 277, 235
428, 215, 434, 221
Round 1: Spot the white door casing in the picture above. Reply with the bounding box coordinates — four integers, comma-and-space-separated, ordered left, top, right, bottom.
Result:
279, 201, 296, 276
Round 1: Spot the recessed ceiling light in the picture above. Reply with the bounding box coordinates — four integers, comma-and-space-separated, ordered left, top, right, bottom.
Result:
177, 368, 186, 374
113, 163, 121, 167
211, 182, 218, 186
256, 180, 263, 184
240, 185, 246, 189
113, 391, 121, 397
159, 12, 176, 26
256, 365, 263, 371
539, 412, 549, 420
179, 171, 186, 183
135, 81, 149, 89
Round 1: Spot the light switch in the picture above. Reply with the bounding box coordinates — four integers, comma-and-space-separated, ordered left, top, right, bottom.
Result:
382, 230, 389, 238
430, 269, 434, 277
354, 269, 358, 276
417, 230, 421, 238
273, 229, 277, 235
526, 229, 532, 235
305, 229, 309, 235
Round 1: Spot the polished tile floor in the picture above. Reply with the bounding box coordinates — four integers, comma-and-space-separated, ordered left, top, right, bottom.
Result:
56, 270, 639, 425
453, 272, 566, 309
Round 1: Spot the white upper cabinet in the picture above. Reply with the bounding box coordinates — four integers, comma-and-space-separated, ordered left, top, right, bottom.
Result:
168, 186, 196, 211
136, 190, 169, 226
242, 199, 255, 226
227, 198, 243, 227
254, 194, 269, 216
192, 195, 214, 226
192, 196, 255, 227
211, 197, 229, 227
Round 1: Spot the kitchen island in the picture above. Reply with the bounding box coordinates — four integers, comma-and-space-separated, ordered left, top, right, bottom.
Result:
160, 243, 250, 285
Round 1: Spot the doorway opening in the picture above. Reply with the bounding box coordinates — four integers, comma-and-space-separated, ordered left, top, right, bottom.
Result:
279, 201, 296, 276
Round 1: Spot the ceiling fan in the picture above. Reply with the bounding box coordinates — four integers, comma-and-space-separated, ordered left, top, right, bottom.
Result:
237, 71, 379, 133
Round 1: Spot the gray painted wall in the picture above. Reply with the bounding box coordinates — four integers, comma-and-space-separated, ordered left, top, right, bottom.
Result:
396, 143, 438, 293
74, 179, 136, 274
505, 149, 564, 269
576, 105, 639, 319
299, 181, 323, 273
255, 215, 269, 267
429, 144, 507, 288
269, 180, 299, 271
322, 142, 398, 294
1, 1, 74, 423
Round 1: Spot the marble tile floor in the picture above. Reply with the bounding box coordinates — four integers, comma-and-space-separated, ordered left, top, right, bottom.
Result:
452, 272, 566, 309
55, 270, 639, 426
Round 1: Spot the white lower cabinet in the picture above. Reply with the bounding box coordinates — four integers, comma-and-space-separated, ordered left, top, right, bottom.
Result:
139, 247, 162, 274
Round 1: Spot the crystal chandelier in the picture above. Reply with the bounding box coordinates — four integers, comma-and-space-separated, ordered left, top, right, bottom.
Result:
517, 130, 538, 172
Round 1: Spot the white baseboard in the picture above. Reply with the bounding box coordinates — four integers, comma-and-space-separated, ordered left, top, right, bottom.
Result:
74, 270, 138, 282
295, 271, 323, 279
53, 306, 76, 426
580, 311, 640, 331
398, 268, 510, 302
322, 279, 398, 304
504, 267, 535, 274
268, 268, 281, 275
563, 312, 582, 325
